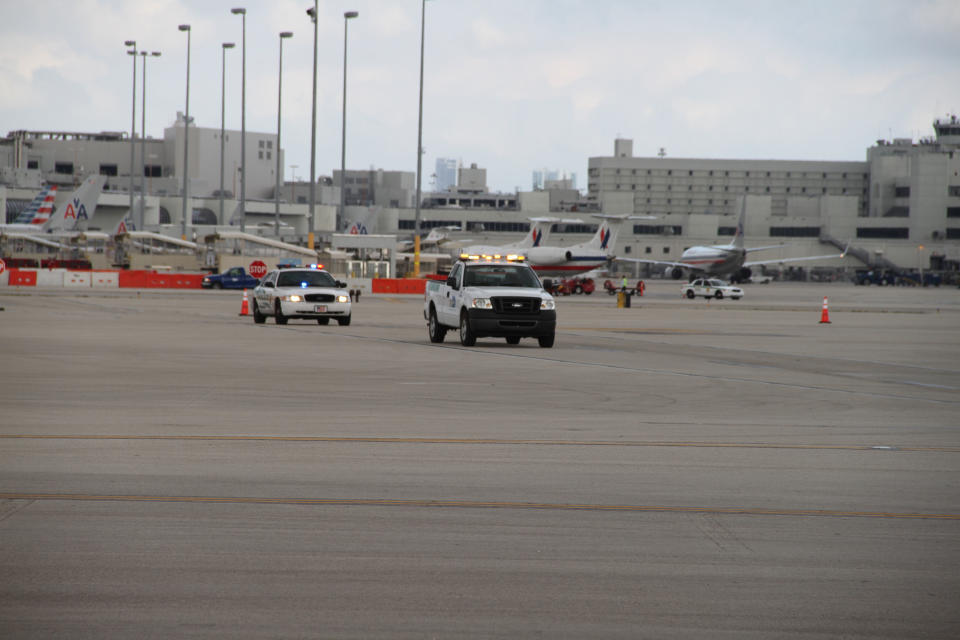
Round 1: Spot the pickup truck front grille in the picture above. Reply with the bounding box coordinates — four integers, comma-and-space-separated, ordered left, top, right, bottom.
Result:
305, 293, 336, 303
492, 297, 539, 314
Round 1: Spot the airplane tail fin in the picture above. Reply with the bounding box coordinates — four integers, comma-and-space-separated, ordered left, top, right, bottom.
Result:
584, 214, 630, 255
344, 206, 380, 235
731, 196, 747, 250
14, 184, 58, 225
45, 175, 106, 233
113, 210, 137, 235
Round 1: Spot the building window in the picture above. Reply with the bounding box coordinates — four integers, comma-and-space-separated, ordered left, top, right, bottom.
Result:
631, 169, 636, 175
55, 162, 73, 174
663, 247, 670, 254
947, 207, 960, 218
766, 171, 770, 177
856, 227, 909, 239
688, 170, 693, 176
718, 226, 736, 236
647, 184, 651, 190
948, 186, 960, 197
99, 164, 118, 176
770, 226, 820, 237
266, 152, 272, 160
667, 170, 672, 176
27, 159, 39, 169
667, 185, 672, 191
631, 184, 636, 190
259, 140, 265, 148
645, 246, 652, 254
947, 228, 960, 239
745, 171, 750, 177
765, 186, 770, 193
258, 151, 263, 159
146, 165, 162, 177
624, 245, 632, 254
895, 186, 910, 198
708, 185, 713, 191
267, 140, 273, 149
159, 207, 171, 224
745, 186, 749, 192
786, 187, 791, 193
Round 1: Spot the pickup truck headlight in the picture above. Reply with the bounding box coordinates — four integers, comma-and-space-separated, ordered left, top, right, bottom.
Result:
336, 295, 349, 303
471, 298, 492, 309
540, 298, 556, 310
281, 294, 303, 302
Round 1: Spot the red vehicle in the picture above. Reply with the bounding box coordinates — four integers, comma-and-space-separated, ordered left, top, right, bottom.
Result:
603, 279, 645, 296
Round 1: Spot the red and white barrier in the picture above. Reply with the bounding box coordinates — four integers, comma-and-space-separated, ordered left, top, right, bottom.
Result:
0, 268, 206, 289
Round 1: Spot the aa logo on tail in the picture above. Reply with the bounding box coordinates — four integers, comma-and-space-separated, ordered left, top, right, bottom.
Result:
599, 226, 612, 249
532, 228, 543, 247
348, 222, 368, 235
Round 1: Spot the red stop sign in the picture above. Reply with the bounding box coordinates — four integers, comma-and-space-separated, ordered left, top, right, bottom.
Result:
249, 260, 268, 278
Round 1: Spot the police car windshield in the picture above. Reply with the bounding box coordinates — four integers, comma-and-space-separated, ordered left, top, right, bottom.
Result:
463, 264, 540, 288
277, 270, 337, 287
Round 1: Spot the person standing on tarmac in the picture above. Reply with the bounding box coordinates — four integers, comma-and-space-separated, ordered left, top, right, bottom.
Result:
621, 275, 628, 292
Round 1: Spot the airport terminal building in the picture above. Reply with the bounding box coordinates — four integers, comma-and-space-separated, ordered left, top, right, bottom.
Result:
2, 114, 959, 275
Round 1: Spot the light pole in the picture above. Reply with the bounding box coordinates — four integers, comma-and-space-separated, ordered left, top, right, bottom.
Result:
232, 8, 247, 234
140, 50, 160, 230
275, 31, 293, 237
289, 164, 298, 203
340, 11, 359, 236
414, 0, 428, 276
178, 24, 191, 240
219, 42, 235, 226
306, 2, 318, 249
125, 41, 137, 221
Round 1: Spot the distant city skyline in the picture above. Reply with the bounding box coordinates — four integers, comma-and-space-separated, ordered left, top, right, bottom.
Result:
1, 0, 958, 193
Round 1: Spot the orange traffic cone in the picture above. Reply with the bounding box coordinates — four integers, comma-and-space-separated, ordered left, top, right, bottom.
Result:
239, 289, 250, 316
819, 296, 831, 324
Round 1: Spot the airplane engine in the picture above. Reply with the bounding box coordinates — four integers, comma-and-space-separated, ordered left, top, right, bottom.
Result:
664, 266, 684, 280
731, 267, 751, 284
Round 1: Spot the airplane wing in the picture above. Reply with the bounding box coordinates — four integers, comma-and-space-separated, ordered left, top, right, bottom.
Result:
744, 251, 846, 268
744, 243, 786, 253
614, 257, 700, 270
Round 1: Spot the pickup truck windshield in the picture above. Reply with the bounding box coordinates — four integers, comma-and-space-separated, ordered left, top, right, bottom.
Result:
463, 265, 540, 288
277, 271, 338, 287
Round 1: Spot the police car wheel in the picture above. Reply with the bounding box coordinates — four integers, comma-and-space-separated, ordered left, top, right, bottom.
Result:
252, 300, 266, 324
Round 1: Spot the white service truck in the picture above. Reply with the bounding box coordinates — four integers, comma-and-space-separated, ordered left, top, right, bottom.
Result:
424, 256, 557, 347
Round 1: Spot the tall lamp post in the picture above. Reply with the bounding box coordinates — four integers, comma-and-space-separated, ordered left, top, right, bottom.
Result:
125, 41, 137, 221
289, 164, 298, 203
414, 0, 428, 276
178, 24, 191, 240
232, 8, 247, 234
275, 31, 293, 236
139, 50, 160, 230
306, 2, 318, 249
219, 42, 235, 226
340, 11, 359, 237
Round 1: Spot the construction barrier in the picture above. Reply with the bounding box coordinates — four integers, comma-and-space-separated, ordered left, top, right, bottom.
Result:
1, 268, 206, 289
371, 278, 429, 295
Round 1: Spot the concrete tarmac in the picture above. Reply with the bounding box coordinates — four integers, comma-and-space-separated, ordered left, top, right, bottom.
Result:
1, 281, 958, 638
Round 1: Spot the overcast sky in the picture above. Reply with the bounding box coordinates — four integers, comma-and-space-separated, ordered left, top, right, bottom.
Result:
2, 0, 959, 193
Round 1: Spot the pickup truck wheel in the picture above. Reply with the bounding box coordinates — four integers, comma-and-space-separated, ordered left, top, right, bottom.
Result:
459, 313, 476, 347
252, 300, 266, 324
538, 333, 555, 348
275, 301, 288, 325
213, 282, 223, 290
715, 291, 724, 299
337, 314, 351, 326
505, 336, 521, 345
428, 309, 446, 343
317, 317, 330, 325
686, 289, 695, 299
732, 296, 741, 300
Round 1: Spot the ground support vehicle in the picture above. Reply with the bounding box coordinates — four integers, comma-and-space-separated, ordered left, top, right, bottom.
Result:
681, 278, 743, 300
202, 266, 261, 290
252, 265, 352, 325
424, 255, 557, 347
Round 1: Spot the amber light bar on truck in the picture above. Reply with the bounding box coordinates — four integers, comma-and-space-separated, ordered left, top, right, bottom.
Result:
459, 254, 526, 262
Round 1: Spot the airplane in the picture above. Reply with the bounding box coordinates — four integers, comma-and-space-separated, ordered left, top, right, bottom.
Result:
617, 197, 846, 282
1, 175, 107, 243
458, 214, 654, 278
398, 226, 460, 252
454, 216, 585, 257
0, 184, 59, 231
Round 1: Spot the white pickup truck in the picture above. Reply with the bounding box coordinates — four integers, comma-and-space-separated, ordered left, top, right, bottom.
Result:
424, 256, 557, 347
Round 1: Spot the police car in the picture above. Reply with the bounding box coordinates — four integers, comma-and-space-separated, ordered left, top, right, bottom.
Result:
252, 265, 352, 325
424, 254, 557, 347
681, 278, 744, 300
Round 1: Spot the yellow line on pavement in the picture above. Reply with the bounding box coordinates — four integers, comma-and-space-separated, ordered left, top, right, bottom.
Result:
2, 492, 957, 520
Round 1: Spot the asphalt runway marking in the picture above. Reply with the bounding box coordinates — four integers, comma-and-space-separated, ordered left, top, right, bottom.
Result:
2, 434, 957, 453
2, 492, 957, 520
